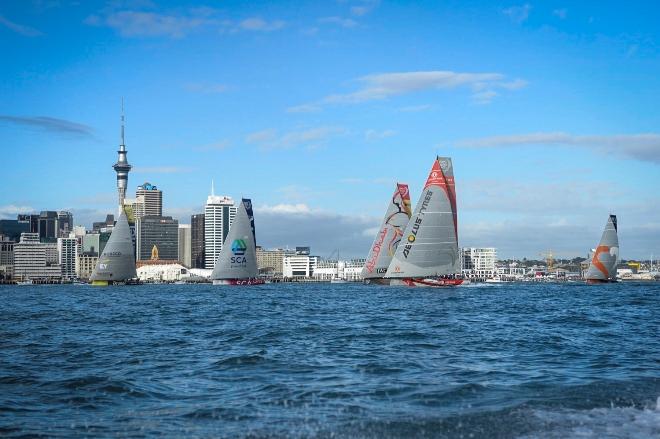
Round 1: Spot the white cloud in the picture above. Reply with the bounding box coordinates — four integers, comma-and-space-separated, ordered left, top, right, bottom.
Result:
238, 17, 285, 32
194, 140, 231, 152
458, 132, 660, 164
256, 203, 315, 214
503, 4, 532, 24
0, 205, 35, 219
553, 8, 567, 19
398, 104, 432, 112
350, 0, 380, 17
246, 126, 346, 150
184, 82, 229, 94
0, 115, 94, 138
293, 71, 526, 109
0, 15, 42, 37
365, 129, 396, 141
319, 16, 358, 28
286, 104, 322, 114
132, 166, 194, 173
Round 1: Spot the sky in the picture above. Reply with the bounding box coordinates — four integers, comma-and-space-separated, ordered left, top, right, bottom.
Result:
1, 0, 659, 259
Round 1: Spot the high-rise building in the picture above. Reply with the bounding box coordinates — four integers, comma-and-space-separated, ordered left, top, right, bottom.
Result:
58, 237, 78, 281
0, 238, 14, 280
178, 224, 191, 267
38, 211, 59, 242
204, 183, 237, 269
461, 247, 497, 279
136, 216, 179, 261
14, 233, 60, 281
57, 211, 73, 237
92, 214, 115, 232
113, 100, 132, 209
0, 219, 29, 242
81, 232, 111, 256
283, 253, 319, 278
134, 182, 162, 218
191, 213, 205, 269
17, 214, 39, 234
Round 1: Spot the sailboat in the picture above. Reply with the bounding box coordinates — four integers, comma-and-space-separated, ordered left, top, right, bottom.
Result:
90, 209, 138, 286
585, 215, 619, 283
211, 198, 265, 285
362, 183, 412, 284
385, 157, 463, 287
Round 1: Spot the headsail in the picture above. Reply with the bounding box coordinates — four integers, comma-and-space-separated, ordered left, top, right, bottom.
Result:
90, 210, 137, 282
210, 199, 258, 280
362, 183, 412, 279
585, 215, 619, 281
385, 157, 460, 278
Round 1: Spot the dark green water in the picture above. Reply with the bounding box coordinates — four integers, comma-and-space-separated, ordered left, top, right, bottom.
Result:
1, 282, 658, 438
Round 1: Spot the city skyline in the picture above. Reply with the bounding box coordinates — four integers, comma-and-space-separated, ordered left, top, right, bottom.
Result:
1, 0, 659, 258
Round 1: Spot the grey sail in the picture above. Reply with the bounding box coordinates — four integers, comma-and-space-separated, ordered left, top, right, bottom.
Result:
362, 183, 412, 279
90, 210, 137, 282
385, 157, 460, 278
585, 215, 619, 281
210, 199, 258, 280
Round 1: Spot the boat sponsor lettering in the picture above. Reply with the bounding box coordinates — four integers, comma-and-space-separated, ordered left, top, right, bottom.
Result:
402, 190, 433, 258
365, 227, 388, 273
230, 238, 248, 264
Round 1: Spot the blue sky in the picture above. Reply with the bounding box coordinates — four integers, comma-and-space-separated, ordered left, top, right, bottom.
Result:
1, 0, 659, 259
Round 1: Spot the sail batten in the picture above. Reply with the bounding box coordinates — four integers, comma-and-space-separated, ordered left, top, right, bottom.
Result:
210, 199, 259, 280
362, 183, 412, 279
385, 157, 460, 279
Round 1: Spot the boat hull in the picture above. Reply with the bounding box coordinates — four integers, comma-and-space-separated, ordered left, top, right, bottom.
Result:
585, 278, 617, 284
363, 278, 391, 285
390, 278, 463, 287
212, 278, 266, 286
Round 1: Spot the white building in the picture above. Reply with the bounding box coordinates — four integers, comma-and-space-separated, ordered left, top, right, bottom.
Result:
137, 263, 188, 282
14, 233, 61, 281
283, 254, 319, 278
204, 184, 237, 269
256, 247, 294, 277
58, 237, 78, 281
313, 259, 366, 281
461, 247, 497, 279
178, 224, 191, 267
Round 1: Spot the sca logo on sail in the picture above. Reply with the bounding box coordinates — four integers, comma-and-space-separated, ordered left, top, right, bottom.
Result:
231, 239, 247, 264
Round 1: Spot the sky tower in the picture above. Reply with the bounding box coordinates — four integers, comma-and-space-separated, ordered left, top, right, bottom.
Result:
113, 99, 132, 210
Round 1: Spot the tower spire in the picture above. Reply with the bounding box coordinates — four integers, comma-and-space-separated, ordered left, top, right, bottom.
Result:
113, 98, 132, 211
211, 179, 215, 196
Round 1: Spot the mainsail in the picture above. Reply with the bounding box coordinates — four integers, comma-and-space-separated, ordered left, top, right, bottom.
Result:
362, 183, 412, 279
90, 210, 137, 282
210, 199, 258, 280
385, 157, 460, 278
585, 215, 619, 281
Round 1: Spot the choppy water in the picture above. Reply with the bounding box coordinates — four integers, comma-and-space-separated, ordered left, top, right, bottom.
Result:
0, 282, 658, 438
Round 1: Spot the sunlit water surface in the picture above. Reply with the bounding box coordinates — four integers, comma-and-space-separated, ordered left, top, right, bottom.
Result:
1, 282, 658, 438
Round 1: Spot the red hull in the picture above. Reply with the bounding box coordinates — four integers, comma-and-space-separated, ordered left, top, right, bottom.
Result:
393, 278, 463, 287
213, 278, 266, 286
585, 278, 617, 284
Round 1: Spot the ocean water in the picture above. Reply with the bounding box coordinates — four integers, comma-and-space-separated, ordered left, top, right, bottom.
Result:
0, 282, 658, 438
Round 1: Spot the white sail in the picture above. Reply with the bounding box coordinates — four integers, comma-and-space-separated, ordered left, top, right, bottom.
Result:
90, 210, 137, 282
210, 199, 258, 280
362, 183, 412, 279
585, 215, 619, 281
385, 157, 460, 279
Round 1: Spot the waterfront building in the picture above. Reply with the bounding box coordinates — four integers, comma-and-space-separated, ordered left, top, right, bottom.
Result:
14, 233, 60, 281
113, 100, 132, 209
204, 183, 237, 269
256, 247, 294, 277
134, 182, 162, 218
283, 253, 319, 278
0, 239, 14, 280
76, 252, 98, 280
461, 247, 497, 279
137, 263, 189, 282
58, 237, 78, 281
136, 215, 179, 261
178, 224, 191, 267
0, 219, 29, 242
57, 211, 73, 237
313, 259, 366, 281
191, 213, 205, 269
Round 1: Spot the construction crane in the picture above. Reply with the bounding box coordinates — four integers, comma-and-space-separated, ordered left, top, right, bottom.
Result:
539, 250, 555, 269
